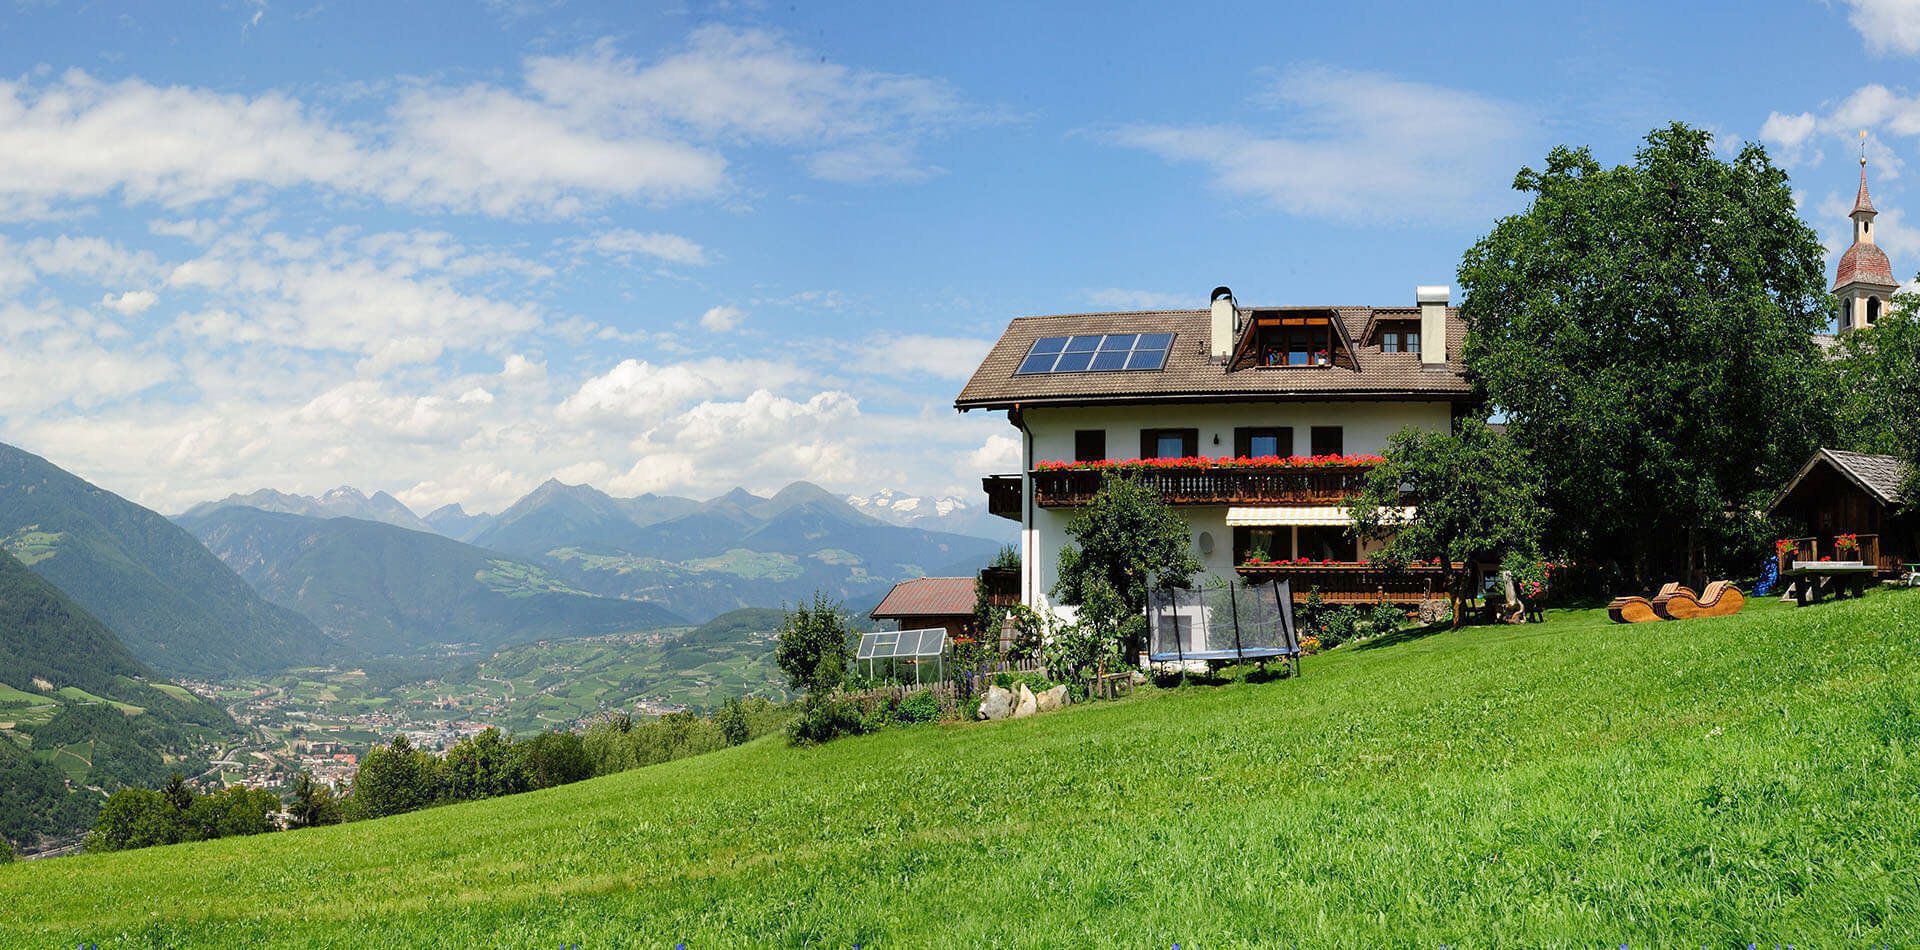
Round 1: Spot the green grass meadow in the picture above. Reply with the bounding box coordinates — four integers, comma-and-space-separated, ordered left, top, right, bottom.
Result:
5, 591, 1919, 946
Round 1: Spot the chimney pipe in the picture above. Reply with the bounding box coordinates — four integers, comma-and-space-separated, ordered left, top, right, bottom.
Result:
1416, 285, 1449, 367
1209, 286, 1237, 360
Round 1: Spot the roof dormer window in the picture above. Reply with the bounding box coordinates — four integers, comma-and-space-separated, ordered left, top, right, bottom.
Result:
1228, 310, 1355, 371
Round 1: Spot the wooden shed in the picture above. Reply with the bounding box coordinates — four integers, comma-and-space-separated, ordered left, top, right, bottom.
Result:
1768, 448, 1916, 574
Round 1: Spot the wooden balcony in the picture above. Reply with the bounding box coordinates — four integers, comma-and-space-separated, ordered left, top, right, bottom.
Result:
1031, 463, 1376, 508
1235, 561, 1452, 605
982, 474, 1022, 521
977, 566, 1021, 607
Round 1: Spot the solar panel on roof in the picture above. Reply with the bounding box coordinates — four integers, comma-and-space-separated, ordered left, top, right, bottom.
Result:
1013, 332, 1176, 375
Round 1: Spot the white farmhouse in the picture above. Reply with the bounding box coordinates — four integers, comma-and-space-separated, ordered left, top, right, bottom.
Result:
956, 285, 1478, 617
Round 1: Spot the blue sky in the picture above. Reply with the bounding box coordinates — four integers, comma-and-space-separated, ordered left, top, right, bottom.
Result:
1, 0, 1916, 515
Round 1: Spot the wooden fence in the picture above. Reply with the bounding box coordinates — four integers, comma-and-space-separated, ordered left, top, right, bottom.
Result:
836, 655, 1046, 706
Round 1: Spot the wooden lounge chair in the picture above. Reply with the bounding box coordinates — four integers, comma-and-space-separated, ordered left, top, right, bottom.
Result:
1607, 582, 1691, 624
1653, 580, 1745, 620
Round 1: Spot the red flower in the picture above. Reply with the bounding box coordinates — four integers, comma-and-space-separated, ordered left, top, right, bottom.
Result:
1034, 453, 1386, 472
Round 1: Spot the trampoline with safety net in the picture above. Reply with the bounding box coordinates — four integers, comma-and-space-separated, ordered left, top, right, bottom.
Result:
1146, 578, 1302, 676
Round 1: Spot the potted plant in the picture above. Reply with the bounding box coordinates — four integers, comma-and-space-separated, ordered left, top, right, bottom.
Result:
1314, 349, 1330, 367
1833, 533, 1861, 562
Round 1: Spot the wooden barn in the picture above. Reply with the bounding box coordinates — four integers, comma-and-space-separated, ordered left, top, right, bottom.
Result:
1768, 448, 1916, 575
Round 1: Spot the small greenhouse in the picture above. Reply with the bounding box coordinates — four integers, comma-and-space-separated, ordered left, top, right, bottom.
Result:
856, 627, 949, 683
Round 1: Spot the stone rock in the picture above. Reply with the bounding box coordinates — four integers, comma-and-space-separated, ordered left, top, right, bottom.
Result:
1011, 684, 1038, 719
978, 685, 1015, 721
1035, 684, 1068, 713
1417, 599, 1452, 625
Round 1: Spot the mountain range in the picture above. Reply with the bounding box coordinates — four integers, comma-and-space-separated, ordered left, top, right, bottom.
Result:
185, 477, 1005, 625
845, 488, 1011, 541
183, 486, 437, 534
0, 443, 333, 677
177, 507, 686, 655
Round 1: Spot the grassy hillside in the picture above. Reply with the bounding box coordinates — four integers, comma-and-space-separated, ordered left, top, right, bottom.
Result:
6, 591, 1920, 945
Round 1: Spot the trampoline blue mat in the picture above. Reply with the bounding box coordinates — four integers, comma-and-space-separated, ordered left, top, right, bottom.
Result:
1148, 647, 1298, 662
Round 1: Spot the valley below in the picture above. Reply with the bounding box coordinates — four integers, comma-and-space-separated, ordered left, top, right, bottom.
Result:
177, 609, 793, 795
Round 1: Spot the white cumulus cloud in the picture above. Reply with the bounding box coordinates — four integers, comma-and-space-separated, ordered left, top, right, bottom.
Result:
1110, 65, 1529, 223
101, 289, 157, 315
1843, 0, 1920, 56
698, 305, 745, 332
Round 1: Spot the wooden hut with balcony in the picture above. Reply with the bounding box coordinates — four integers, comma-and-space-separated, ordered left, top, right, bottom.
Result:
1767, 448, 1915, 576
957, 284, 1476, 616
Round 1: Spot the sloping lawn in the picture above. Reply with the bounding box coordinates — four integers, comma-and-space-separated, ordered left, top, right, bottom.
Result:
4, 591, 1918, 946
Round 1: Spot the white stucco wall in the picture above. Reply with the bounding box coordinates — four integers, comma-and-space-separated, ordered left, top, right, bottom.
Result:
1015, 400, 1453, 613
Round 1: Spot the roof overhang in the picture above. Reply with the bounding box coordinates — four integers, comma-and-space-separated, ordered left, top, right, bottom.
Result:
1227, 506, 1415, 527
1767, 447, 1899, 513
955, 389, 1478, 413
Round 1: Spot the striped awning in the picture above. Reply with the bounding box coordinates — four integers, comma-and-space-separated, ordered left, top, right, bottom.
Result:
1225, 506, 1416, 526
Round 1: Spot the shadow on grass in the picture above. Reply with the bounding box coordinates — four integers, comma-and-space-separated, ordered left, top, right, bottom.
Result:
1353, 620, 1452, 651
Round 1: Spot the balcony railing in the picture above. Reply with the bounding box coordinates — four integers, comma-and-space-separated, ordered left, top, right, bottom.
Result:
1779, 534, 1886, 574
1031, 464, 1376, 508
982, 474, 1022, 521
1235, 561, 1452, 605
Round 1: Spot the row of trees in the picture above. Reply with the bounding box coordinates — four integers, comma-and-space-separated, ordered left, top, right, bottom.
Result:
85, 694, 799, 853
345, 730, 591, 821
86, 776, 285, 852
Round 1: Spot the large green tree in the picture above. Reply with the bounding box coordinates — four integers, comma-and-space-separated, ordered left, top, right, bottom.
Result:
1458, 123, 1833, 583
1829, 289, 1920, 500
774, 592, 854, 694
1053, 472, 1203, 658
345, 735, 441, 820
1348, 420, 1547, 622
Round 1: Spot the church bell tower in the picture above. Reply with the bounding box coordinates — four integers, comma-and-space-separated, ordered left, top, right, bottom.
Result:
1834, 155, 1899, 333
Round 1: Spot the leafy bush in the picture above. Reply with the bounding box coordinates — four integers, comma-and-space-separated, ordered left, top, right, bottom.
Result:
183, 786, 278, 841
1313, 605, 1363, 648
714, 698, 750, 746
516, 731, 592, 790
1039, 614, 1121, 692
85, 788, 183, 853
0, 837, 12, 863
786, 693, 870, 746
345, 736, 440, 821
1366, 602, 1407, 639
961, 693, 984, 722
894, 689, 940, 725
440, 728, 528, 802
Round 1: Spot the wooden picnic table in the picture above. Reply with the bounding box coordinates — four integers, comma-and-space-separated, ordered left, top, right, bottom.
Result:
1778, 562, 1877, 607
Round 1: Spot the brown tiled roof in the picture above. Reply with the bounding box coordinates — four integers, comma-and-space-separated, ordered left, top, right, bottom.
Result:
1835, 241, 1896, 290
870, 576, 976, 620
954, 306, 1474, 410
